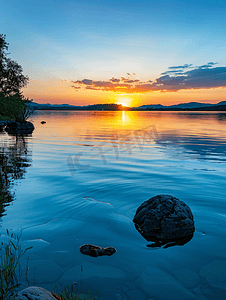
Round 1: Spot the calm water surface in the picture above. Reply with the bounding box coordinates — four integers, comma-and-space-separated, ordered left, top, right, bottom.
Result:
0, 111, 226, 300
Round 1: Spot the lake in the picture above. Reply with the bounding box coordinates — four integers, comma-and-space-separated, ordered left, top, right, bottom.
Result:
1, 111, 226, 300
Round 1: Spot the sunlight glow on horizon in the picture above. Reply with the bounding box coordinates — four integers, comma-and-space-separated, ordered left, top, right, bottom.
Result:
23, 74, 226, 106
23, 83, 226, 107
115, 96, 133, 107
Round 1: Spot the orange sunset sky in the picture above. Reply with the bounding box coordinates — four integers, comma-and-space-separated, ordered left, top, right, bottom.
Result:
2, 0, 226, 107
23, 76, 226, 107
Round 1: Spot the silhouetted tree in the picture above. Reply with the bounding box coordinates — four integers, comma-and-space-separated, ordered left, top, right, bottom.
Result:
0, 34, 29, 96
0, 34, 33, 122
0, 92, 33, 122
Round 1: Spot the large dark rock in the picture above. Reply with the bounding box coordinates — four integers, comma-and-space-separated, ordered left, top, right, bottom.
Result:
133, 194, 195, 248
80, 244, 116, 257
5, 121, 35, 134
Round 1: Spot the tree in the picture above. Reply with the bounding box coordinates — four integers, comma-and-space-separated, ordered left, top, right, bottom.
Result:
0, 34, 29, 96
0, 35, 33, 122
0, 92, 33, 122
0, 34, 8, 60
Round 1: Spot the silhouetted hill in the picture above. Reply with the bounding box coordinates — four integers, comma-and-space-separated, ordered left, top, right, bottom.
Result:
29, 101, 226, 111
188, 105, 226, 111
138, 104, 165, 109
217, 101, 226, 106
29, 102, 131, 111
138, 102, 212, 109
86, 103, 130, 110
29, 102, 82, 110
134, 101, 226, 111
170, 102, 212, 109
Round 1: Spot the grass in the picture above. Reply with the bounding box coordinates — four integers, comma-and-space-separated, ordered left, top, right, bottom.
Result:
0, 230, 98, 300
0, 229, 32, 300
53, 285, 98, 300
53, 265, 98, 300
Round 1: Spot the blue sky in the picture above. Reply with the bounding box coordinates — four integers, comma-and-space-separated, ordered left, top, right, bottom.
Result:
1, 0, 226, 105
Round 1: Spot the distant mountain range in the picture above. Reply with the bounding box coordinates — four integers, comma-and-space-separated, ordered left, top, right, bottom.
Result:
29, 103, 129, 110
29, 101, 226, 111
137, 101, 226, 110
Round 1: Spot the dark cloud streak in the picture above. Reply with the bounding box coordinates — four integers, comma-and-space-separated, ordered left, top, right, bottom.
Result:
71, 63, 226, 94
168, 64, 193, 70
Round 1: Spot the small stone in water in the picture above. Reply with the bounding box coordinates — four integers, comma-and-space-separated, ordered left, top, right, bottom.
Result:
80, 244, 116, 257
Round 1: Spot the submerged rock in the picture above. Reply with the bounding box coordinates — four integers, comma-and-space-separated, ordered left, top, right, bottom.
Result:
59, 261, 125, 296
173, 267, 200, 288
80, 244, 116, 257
16, 286, 57, 300
200, 260, 226, 293
20, 259, 63, 285
133, 194, 195, 248
135, 267, 197, 300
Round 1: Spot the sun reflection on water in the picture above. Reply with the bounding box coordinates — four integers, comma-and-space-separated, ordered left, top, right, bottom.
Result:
122, 111, 125, 123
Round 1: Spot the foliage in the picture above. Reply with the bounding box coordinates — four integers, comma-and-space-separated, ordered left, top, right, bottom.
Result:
0, 34, 33, 122
55, 285, 98, 300
0, 229, 32, 300
0, 116, 10, 121
54, 266, 98, 300
0, 92, 33, 123
0, 230, 97, 300
0, 34, 29, 97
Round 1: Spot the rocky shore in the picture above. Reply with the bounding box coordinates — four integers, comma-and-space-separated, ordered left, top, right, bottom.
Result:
0, 120, 35, 134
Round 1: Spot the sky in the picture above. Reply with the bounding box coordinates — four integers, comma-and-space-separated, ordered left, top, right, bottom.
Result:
1, 0, 226, 107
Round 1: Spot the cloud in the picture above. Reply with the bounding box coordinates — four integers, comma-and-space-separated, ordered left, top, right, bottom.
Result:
161, 64, 193, 75
168, 64, 193, 70
73, 79, 93, 85
161, 70, 188, 75
123, 79, 140, 83
71, 62, 226, 94
152, 64, 226, 91
198, 62, 217, 69
109, 77, 120, 83
92, 81, 114, 87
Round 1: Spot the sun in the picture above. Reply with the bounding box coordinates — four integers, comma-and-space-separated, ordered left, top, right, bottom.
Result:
116, 96, 132, 107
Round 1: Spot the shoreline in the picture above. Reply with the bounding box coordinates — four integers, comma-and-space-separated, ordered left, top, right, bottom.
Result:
32, 107, 226, 111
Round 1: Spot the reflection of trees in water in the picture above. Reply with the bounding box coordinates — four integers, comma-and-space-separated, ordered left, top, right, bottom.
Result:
0, 136, 32, 218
